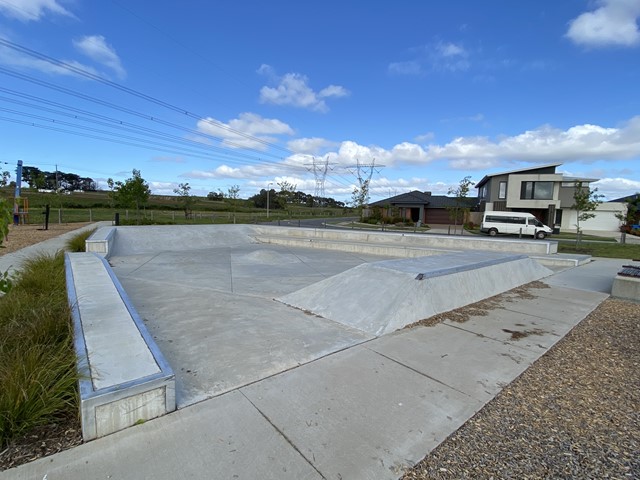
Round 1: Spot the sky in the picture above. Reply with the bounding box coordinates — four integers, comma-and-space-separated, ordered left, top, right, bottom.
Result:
0, 0, 639, 202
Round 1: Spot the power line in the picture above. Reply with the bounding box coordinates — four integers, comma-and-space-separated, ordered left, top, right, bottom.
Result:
0, 39, 294, 155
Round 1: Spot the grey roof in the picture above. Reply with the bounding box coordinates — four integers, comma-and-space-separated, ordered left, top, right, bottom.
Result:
610, 193, 640, 203
370, 190, 476, 209
475, 163, 563, 189
370, 190, 431, 206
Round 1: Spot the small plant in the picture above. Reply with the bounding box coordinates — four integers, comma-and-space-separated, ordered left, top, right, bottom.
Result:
64, 228, 97, 252
0, 269, 13, 294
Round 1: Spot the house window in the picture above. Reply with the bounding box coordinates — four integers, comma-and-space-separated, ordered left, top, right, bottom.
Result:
479, 186, 487, 199
520, 181, 553, 200
498, 181, 507, 199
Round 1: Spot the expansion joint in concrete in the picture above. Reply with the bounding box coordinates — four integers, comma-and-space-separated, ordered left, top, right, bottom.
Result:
364, 346, 477, 401
239, 390, 328, 480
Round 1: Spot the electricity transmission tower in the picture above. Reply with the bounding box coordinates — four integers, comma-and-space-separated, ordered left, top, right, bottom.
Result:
345, 159, 384, 206
306, 155, 333, 204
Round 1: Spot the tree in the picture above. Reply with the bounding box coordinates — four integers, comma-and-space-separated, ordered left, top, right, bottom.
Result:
0, 171, 10, 188
227, 185, 240, 223
173, 182, 196, 219
351, 179, 370, 221
571, 181, 604, 245
107, 169, 151, 224
614, 193, 640, 231
207, 190, 224, 201
447, 176, 475, 233
277, 180, 297, 208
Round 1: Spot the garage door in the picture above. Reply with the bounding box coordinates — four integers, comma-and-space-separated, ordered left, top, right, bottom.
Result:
425, 208, 451, 224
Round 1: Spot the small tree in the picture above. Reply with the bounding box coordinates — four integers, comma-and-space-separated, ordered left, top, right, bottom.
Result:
614, 193, 640, 232
571, 181, 604, 244
107, 169, 151, 225
173, 182, 196, 219
447, 175, 475, 233
227, 185, 240, 223
0, 171, 10, 188
351, 179, 370, 221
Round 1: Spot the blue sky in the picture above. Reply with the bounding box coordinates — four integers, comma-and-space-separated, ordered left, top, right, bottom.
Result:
0, 0, 639, 202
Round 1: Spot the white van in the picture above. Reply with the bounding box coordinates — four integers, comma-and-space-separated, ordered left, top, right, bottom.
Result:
480, 211, 553, 239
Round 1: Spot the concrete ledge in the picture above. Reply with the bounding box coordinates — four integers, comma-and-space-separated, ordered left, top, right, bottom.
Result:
253, 226, 558, 255
65, 252, 175, 441
85, 226, 117, 258
530, 253, 592, 268
612, 275, 640, 302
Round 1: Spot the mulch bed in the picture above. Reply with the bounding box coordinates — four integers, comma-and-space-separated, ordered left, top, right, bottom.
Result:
0, 415, 82, 471
403, 297, 640, 479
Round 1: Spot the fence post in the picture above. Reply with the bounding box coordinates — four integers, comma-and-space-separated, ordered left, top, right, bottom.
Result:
58, 208, 62, 224
89, 209, 92, 222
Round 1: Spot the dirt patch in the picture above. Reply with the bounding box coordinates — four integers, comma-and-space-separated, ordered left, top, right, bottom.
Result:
502, 327, 546, 340
405, 280, 550, 328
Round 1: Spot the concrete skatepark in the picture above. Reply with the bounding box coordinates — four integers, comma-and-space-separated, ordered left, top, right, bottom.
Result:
1, 223, 635, 480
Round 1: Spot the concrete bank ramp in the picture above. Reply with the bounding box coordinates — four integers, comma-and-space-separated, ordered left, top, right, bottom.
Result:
110, 224, 257, 255
278, 251, 553, 336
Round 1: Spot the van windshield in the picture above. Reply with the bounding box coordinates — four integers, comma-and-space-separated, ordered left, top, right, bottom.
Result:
532, 219, 543, 227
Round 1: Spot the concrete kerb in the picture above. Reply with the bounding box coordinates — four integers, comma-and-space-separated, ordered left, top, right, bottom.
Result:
65, 251, 175, 441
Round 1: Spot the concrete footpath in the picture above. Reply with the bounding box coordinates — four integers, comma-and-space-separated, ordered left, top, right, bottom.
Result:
0, 233, 625, 479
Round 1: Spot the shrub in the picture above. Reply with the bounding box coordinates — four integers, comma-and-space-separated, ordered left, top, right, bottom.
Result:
65, 227, 96, 252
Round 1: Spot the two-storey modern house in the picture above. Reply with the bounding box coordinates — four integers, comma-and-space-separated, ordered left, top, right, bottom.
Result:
475, 163, 623, 232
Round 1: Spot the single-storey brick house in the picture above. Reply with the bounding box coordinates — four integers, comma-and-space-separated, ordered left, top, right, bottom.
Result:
368, 191, 476, 224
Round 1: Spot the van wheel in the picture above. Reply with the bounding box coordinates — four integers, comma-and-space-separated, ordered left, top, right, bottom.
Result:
488, 228, 498, 236
536, 231, 546, 239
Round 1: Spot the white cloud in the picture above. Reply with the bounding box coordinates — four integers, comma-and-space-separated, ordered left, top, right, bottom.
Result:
196, 112, 294, 151
258, 65, 350, 112
566, 0, 640, 47
592, 177, 640, 199
287, 137, 338, 154
423, 116, 640, 169
388, 40, 470, 76
0, 39, 100, 76
388, 61, 422, 75
414, 132, 435, 143
73, 35, 126, 79
0, 0, 74, 22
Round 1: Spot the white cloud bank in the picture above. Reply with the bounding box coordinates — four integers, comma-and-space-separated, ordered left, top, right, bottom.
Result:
566, 0, 640, 47
196, 112, 294, 151
0, 0, 74, 22
258, 64, 349, 112
73, 35, 126, 79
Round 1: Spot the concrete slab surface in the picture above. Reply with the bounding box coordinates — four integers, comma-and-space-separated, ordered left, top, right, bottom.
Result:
1, 390, 322, 480
543, 257, 627, 293
110, 244, 384, 407
369, 324, 537, 402
242, 346, 483, 480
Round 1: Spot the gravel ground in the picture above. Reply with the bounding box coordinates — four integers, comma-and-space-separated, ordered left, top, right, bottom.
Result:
403, 297, 640, 480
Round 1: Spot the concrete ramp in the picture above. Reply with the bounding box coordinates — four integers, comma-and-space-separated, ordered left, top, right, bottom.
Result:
110, 224, 257, 256
278, 251, 553, 336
